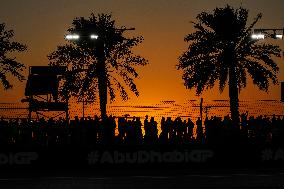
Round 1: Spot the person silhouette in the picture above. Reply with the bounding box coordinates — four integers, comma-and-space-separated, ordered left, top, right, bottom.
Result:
196, 117, 204, 143
159, 117, 168, 144
149, 117, 158, 143
186, 118, 194, 142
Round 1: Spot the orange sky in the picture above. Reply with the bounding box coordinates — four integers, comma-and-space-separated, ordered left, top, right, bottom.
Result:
0, 0, 284, 107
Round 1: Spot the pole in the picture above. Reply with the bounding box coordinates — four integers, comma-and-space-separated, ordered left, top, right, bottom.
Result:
66, 97, 69, 124
82, 98, 85, 119
28, 66, 32, 122
200, 98, 203, 127
97, 41, 107, 120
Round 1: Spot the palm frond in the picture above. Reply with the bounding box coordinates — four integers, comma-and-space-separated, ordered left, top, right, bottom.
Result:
48, 13, 148, 103
0, 72, 12, 89
178, 6, 281, 97
244, 59, 278, 91
0, 22, 27, 90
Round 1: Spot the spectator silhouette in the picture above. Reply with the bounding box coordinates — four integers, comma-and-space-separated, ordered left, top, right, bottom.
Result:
196, 117, 204, 143
0, 114, 283, 149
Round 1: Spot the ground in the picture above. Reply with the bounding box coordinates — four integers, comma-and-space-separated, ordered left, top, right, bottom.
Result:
1, 168, 284, 188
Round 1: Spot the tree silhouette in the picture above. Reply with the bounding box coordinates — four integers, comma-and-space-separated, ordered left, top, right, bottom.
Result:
0, 23, 27, 90
177, 6, 282, 128
48, 13, 148, 119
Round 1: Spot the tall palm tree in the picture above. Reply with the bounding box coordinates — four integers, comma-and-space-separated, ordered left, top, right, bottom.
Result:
177, 6, 282, 128
0, 23, 27, 90
48, 13, 148, 119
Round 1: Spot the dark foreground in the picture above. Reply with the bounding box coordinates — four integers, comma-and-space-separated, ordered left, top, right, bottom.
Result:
0, 144, 284, 189
1, 115, 284, 188
1, 169, 284, 189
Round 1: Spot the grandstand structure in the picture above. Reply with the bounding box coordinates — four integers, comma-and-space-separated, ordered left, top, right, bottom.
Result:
22, 66, 68, 121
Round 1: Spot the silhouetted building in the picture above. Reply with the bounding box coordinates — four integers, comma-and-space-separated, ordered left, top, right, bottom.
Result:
24, 66, 68, 121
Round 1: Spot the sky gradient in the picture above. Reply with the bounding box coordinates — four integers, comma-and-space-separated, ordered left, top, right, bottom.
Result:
0, 0, 284, 106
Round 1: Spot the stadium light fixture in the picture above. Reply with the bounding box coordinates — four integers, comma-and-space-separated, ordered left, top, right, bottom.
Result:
65, 34, 80, 40
90, 34, 99, 39
65, 34, 99, 40
276, 34, 283, 39
251, 33, 265, 40
252, 28, 284, 40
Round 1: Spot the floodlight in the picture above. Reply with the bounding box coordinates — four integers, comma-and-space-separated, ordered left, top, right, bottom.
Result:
65, 34, 80, 40
251, 34, 265, 40
276, 34, 283, 39
90, 34, 99, 39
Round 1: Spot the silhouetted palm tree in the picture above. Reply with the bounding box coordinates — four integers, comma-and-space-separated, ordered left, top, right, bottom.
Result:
0, 23, 27, 90
177, 6, 282, 127
48, 13, 148, 119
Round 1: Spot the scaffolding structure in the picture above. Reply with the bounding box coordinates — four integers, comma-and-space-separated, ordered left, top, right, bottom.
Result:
23, 66, 68, 121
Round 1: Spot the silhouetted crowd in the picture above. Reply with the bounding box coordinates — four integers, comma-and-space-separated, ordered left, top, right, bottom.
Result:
0, 113, 284, 149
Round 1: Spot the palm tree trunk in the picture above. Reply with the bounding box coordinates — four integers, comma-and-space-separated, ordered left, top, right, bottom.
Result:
98, 73, 107, 120
228, 66, 240, 129
225, 43, 240, 129
97, 42, 107, 120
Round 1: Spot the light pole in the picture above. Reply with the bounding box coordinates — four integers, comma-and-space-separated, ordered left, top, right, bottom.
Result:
251, 28, 284, 40
251, 28, 284, 102
65, 33, 99, 119
65, 28, 135, 120
65, 34, 98, 40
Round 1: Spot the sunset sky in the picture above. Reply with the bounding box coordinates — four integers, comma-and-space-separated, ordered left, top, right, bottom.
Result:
0, 0, 284, 107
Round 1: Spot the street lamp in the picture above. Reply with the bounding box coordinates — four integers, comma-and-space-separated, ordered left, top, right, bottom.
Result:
276, 34, 283, 39
65, 33, 99, 119
65, 34, 80, 40
252, 27, 284, 102
90, 34, 99, 39
65, 27, 135, 41
251, 33, 265, 40
64, 28, 135, 119
251, 28, 284, 40
65, 34, 98, 40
